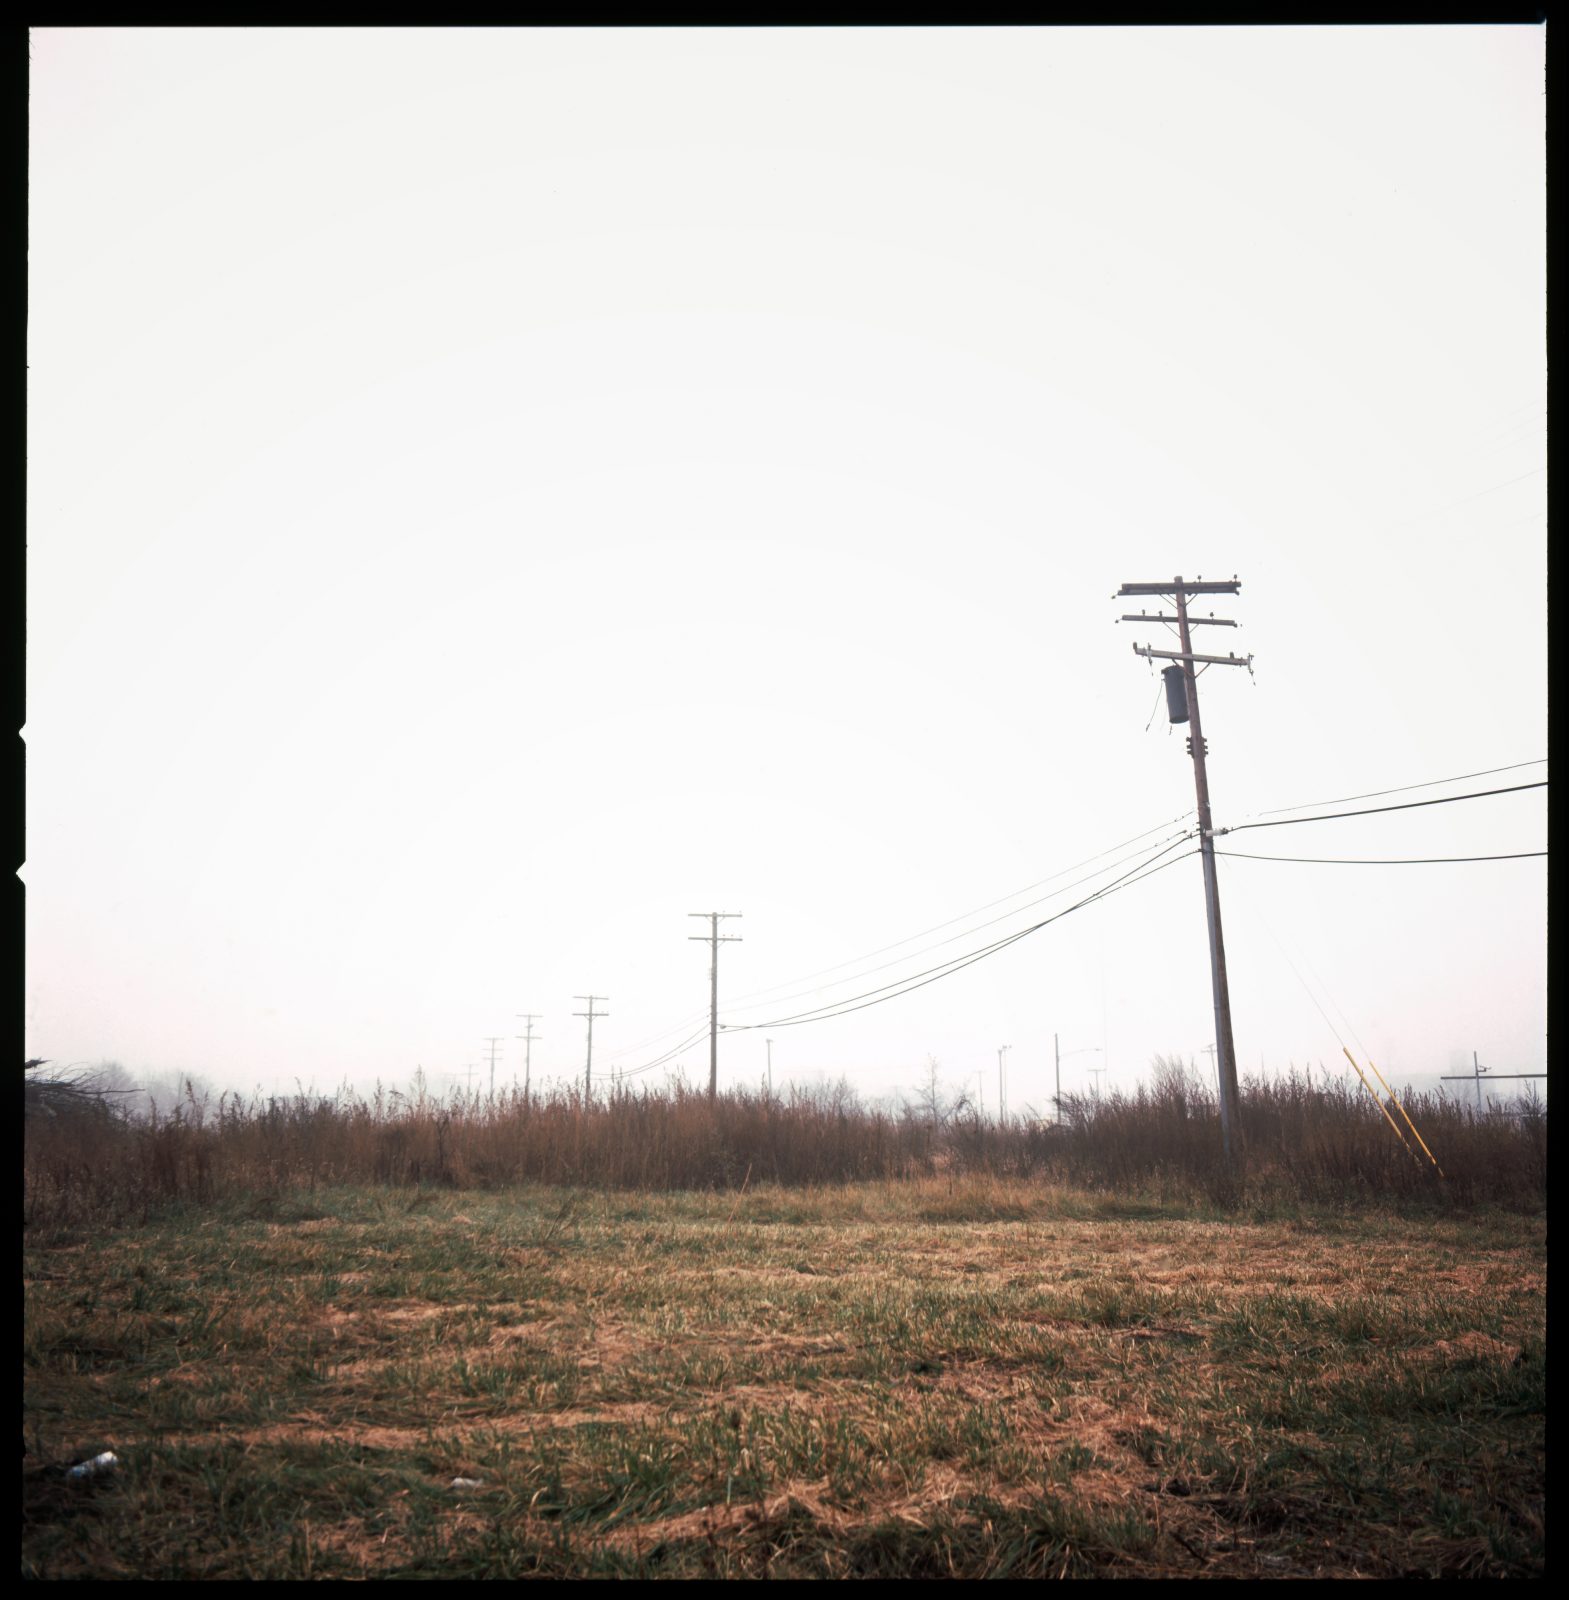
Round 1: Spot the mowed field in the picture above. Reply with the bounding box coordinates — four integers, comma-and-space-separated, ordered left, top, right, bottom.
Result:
23, 1181, 1545, 1579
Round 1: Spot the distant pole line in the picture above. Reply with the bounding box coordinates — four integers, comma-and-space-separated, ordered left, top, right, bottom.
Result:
573, 996, 609, 1100
689, 912, 742, 1100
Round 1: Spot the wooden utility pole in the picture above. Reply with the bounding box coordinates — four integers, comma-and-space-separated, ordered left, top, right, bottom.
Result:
514, 1013, 542, 1107
689, 912, 742, 1100
1118, 575, 1252, 1163
481, 1037, 504, 1101
573, 996, 609, 1100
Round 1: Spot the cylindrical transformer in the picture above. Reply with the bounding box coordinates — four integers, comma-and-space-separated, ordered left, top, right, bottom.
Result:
1162, 664, 1189, 724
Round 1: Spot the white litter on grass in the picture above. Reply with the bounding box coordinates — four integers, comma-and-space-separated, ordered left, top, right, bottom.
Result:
449, 1478, 483, 1491
67, 1451, 119, 1480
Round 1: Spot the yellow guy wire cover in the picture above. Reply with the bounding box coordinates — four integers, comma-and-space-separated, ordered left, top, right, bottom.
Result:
1362, 1056, 1446, 1179
1342, 1048, 1424, 1168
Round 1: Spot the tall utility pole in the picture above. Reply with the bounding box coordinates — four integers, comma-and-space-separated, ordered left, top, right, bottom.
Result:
573, 995, 609, 1100
689, 912, 742, 1100
514, 1013, 542, 1106
766, 1038, 774, 1096
1119, 575, 1252, 1163
481, 1037, 504, 1100
997, 1045, 1011, 1125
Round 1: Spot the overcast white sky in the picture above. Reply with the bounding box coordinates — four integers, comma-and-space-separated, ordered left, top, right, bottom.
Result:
27, 27, 1546, 1112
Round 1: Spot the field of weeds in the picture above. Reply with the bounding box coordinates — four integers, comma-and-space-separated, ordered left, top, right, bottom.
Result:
23, 1179, 1545, 1578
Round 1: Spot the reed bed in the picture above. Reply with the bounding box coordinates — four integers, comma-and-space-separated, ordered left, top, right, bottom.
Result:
22, 1058, 1544, 1230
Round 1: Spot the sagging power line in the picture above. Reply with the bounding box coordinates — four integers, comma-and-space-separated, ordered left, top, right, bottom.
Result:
1216, 781, 1546, 837
717, 825, 1196, 1025
584, 810, 1200, 1075
1216, 849, 1546, 865
1246, 758, 1546, 819
722, 834, 1197, 1032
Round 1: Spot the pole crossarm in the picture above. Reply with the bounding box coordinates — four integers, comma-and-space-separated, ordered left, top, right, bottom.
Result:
1116, 579, 1241, 597
1120, 613, 1237, 626
1133, 644, 1254, 669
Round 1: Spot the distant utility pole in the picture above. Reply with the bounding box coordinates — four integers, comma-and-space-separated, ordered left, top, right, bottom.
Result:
689, 912, 742, 1100
997, 1045, 1011, 1125
1088, 1061, 1108, 1098
481, 1037, 504, 1101
766, 1038, 774, 1096
573, 995, 609, 1100
1054, 1034, 1101, 1123
514, 1013, 542, 1106
1438, 1054, 1545, 1116
1119, 574, 1252, 1162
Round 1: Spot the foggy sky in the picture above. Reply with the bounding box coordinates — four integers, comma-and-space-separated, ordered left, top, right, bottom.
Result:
26, 27, 1546, 1111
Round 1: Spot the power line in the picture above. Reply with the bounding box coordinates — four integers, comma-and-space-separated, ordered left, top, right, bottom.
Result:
1384, 463, 1546, 533
718, 823, 1197, 1023
724, 837, 1198, 1032
1214, 856, 1360, 1061
613, 1026, 714, 1084
716, 809, 1196, 1011
1217, 781, 1546, 836
593, 809, 1200, 1073
1216, 849, 1546, 865
725, 834, 1193, 1031
1248, 759, 1546, 819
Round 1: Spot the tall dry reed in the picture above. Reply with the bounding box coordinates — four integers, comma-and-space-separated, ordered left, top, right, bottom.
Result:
22, 1057, 1545, 1229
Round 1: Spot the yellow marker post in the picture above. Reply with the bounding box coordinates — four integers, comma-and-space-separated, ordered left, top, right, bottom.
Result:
1362, 1056, 1446, 1179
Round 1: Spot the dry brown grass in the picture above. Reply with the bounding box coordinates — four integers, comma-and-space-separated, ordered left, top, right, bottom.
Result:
21, 1059, 1547, 1233
22, 1179, 1544, 1578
